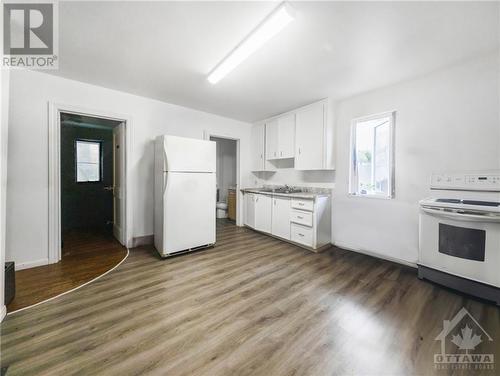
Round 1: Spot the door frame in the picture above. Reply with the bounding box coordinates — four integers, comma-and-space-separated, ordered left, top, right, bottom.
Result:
203, 131, 242, 226
48, 102, 133, 264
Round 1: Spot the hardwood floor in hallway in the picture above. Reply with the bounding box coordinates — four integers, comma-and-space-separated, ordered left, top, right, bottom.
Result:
1, 220, 499, 375
6, 230, 127, 312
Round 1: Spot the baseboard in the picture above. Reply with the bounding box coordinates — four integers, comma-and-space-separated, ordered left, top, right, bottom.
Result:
15, 258, 49, 270
131, 234, 154, 248
331, 241, 417, 268
1, 304, 6, 322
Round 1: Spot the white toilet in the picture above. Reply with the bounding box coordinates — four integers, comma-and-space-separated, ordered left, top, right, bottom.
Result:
216, 202, 228, 218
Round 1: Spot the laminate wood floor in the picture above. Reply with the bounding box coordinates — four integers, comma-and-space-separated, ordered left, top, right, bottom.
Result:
6, 230, 128, 312
1, 220, 499, 375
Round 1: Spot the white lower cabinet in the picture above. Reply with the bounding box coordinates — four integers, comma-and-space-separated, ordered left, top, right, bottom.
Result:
244, 193, 255, 228
244, 192, 331, 251
254, 194, 272, 233
290, 209, 312, 227
271, 197, 291, 240
291, 223, 314, 247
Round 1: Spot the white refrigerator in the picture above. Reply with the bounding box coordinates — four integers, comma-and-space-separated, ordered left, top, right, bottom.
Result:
154, 135, 216, 257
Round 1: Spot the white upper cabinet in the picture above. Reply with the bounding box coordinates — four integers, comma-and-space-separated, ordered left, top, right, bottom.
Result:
265, 119, 279, 160
295, 100, 334, 170
265, 114, 295, 160
251, 124, 265, 171
255, 98, 334, 170
251, 123, 275, 171
277, 114, 295, 159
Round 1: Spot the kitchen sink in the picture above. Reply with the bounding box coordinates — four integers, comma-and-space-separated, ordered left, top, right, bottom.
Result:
256, 187, 303, 194
273, 188, 302, 194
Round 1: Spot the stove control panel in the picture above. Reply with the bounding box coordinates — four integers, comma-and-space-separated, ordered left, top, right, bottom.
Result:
431, 171, 500, 191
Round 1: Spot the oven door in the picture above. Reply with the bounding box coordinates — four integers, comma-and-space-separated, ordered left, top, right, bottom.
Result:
419, 206, 500, 287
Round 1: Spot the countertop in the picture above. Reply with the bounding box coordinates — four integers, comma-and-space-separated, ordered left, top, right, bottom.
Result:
240, 188, 331, 199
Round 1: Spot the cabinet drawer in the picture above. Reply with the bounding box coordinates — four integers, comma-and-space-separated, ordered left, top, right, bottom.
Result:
291, 223, 313, 247
290, 210, 312, 227
291, 199, 313, 212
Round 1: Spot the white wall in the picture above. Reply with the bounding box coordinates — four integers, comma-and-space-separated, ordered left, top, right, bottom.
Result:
332, 53, 500, 265
6, 70, 252, 268
1, 69, 10, 321
212, 137, 237, 202
6, 53, 500, 270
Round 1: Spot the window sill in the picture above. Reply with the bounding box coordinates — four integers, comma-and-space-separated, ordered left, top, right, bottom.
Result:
348, 192, 394, 200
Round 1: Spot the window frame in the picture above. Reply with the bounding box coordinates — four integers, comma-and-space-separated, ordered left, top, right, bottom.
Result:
74, 139, 103, 183
348, 110, 396, 200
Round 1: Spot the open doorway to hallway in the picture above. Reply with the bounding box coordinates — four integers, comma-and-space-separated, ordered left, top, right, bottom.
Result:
210, 136, 237, 223
6, 113, 129, 313
60, 113, 122, 254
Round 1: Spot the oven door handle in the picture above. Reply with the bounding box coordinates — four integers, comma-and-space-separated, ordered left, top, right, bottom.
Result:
421, 207, 500, 223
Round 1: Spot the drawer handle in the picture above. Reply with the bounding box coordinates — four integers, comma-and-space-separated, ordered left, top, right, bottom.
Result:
297, 216, 303, 219
298, 203, 304, 206
298, 233, 304, 237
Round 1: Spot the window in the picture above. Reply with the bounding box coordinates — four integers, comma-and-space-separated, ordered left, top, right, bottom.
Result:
349, 111, 395, 198
76, 140, 101, 182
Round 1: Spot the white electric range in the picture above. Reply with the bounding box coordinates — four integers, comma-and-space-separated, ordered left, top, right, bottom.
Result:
418, 171, 500, 305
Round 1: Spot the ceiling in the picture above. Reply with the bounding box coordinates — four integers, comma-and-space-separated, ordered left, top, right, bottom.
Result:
50, 1, 499, 122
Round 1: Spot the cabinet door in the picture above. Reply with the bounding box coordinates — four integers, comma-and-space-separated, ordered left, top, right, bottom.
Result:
244, 193, 255, 228
278, 114, 295, 159
251, 124, 265, 171
271, 197, 291, 240
254, 194, 272, 233
265, 119, 279, 160
295, 102, 325, 170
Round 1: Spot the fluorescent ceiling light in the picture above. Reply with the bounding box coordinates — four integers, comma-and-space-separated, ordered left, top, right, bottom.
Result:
207, 2, 295, 84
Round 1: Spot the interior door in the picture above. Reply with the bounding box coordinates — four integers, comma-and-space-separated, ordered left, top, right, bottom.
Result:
295, 103, 324, 170
272, 197, 291, 239
113, 123, 125, 244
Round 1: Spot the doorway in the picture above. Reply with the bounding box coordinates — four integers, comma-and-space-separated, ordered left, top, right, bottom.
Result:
210, 136, 237, 222
60, 113, 124, 255
7, 111, 130, 313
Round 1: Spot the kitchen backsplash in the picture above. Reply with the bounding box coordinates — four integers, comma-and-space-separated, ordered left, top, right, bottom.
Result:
261, 184, 333, 195
251, 170, 336, 189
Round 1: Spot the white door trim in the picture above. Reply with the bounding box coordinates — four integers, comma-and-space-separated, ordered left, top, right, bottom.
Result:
203, 131, 241, 226
48, 102, 133, 264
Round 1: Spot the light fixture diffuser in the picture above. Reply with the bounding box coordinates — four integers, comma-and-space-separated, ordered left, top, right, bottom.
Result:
207, 2, 295, 84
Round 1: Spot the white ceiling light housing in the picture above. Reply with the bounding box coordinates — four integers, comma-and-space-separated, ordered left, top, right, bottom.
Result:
207, 2, 295, 84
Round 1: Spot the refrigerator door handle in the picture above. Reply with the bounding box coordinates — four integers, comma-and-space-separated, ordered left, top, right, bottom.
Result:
163, 147, 168, 172
163, 172, 168, 195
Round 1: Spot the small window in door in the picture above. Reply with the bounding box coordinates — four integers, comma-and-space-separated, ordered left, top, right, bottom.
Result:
349, 111, 395, 198
76, 140, 102, 182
